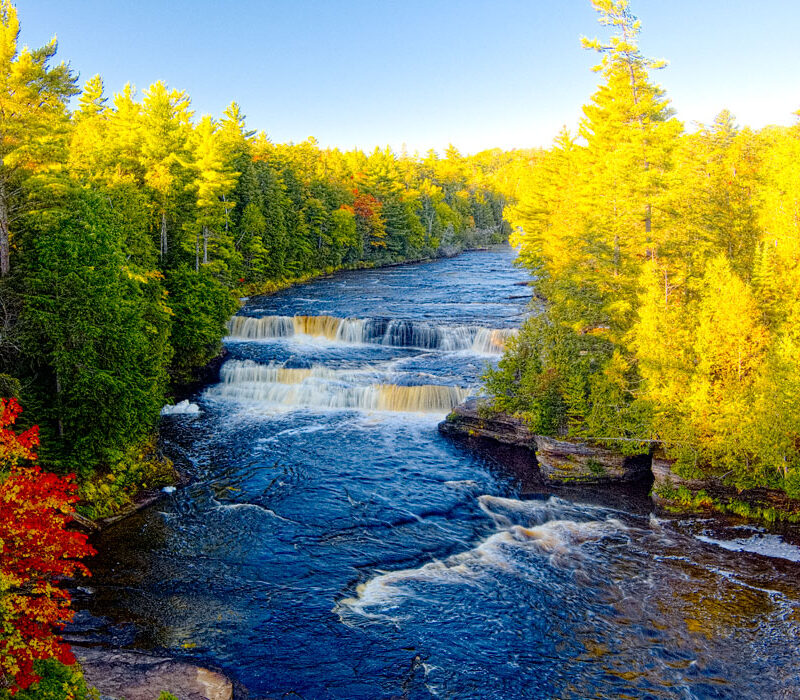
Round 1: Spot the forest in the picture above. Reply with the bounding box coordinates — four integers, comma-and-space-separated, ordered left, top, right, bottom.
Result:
485, 0, 800, 500
2, 0, 800, 694
0, 0, 518, 510
0, 0, 521, 691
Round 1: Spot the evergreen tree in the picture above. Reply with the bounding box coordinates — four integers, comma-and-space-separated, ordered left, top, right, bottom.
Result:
139, 81, 193, 262
186, 115, 238, 276
0, 0, 77, 276
18, 188, 172, 474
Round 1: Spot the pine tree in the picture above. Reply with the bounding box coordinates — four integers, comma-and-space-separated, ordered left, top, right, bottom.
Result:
139, 81, 193, 262
579, 0, 682, 338
69, 75, 109, 180
186, 116, 239, 275
0, 0, 77, 276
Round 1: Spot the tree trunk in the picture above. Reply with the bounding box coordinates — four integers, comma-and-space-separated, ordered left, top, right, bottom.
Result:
0, 179, 9, 277
203, 225, 209, 265
160, 211, 168, 260
195, 231, 200, 272
55, 373, 64, 438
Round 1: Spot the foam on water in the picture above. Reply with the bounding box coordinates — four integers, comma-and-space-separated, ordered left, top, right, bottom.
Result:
696, 532, 800, 563
337, 495, 626, 623
478, 494, 611, 528
161, 400, 201, 416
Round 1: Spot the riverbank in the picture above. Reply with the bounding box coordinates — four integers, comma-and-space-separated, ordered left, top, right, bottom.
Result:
229, 237, 503, 300
440, 398, 800, 524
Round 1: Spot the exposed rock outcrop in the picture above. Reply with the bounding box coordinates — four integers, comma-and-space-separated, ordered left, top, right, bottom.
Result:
75, 647, 234, 700
439, 399, 651, 485
534, 434, 651, 484
651, 450, 800, 521
438, 398, 535, 448
650, 450, 708, 499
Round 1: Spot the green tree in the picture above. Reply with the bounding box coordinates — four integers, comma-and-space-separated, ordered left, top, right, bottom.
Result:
165, 266, 237, 382
186, 115, 239, 275
139, 81, 193, 261
0, 0, 77, 276
19, 187, 172, 474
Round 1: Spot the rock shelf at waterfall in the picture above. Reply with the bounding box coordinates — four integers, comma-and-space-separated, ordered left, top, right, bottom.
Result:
226, 314, 517, 354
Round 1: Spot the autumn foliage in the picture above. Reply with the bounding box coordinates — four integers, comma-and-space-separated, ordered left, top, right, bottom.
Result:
0, 399, 95, 693
343, 190, 387, 248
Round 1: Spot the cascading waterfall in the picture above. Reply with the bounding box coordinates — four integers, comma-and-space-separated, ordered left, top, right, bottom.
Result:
220, 360, 337, 385
209, 359, 471, 413
226, 314, 518, 354
227, 315, 295, 340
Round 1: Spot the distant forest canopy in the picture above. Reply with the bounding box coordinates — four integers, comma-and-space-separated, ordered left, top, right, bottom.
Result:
0, 0, 529, 500
486, 0, 800, 497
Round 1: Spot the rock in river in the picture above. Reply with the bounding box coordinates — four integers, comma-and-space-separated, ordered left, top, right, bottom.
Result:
75, 647, 234, 700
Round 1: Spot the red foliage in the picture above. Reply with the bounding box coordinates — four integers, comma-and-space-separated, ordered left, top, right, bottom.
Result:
0, 398, 95, 693
346, 190, 386, 248
0, 399, 38, 466
349, 189, 382, 221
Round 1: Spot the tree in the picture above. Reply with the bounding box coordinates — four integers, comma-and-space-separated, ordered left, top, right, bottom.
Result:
348, 190, 386, 253
139, 81, 193, 261
19, 187, 171, 473
0, 0, 77, 276
579, 0, 682, 339
0, 398, 94, 694
69, 75, 109, 181
165, 266, 237, 382
186, 116, 238, 274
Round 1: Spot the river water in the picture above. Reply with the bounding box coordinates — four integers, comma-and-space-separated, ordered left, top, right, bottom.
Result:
76, 248, 800, 699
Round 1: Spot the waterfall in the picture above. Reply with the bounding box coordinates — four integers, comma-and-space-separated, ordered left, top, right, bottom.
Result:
226, 315, 516, 354
209, 359, 470, 413
227, 315, 294, 340
471, 328, 518, 354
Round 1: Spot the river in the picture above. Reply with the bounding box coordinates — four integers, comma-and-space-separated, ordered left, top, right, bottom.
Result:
74, 248, 800, 699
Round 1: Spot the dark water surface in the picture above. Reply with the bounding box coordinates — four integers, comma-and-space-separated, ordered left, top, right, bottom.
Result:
76, 248, 800, 699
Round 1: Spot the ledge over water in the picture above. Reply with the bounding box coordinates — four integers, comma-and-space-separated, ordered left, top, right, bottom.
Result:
439, 398, 651, 485
441, 399, 800, 523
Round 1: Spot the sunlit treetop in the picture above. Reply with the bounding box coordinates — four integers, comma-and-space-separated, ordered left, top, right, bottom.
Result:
581, 0, 667, 75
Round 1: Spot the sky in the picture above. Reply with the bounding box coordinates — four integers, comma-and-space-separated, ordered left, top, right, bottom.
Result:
16, 0, 800, 154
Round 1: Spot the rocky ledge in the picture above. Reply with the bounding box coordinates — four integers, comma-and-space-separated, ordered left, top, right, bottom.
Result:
439, 398, 651, 485
651, 450, 800, 522
75, 647, 236, 700
438, 398, 535, 448
441, 399, 800, 522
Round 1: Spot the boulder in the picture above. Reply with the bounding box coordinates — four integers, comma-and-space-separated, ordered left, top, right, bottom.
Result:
75, 647, 234, 700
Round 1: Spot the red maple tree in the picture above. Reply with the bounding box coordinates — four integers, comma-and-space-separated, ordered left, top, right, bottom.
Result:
0, 398, 95, 693
343, 189, 386, 248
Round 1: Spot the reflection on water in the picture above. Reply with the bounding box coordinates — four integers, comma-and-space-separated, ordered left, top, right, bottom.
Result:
77, 249, 800, 699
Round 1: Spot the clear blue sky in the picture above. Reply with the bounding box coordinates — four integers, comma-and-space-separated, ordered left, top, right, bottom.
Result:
16, 0, 800, 154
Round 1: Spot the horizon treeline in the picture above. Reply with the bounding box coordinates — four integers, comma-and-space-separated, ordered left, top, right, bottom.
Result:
0, 0, 520, 501
486, 0, 800, 498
